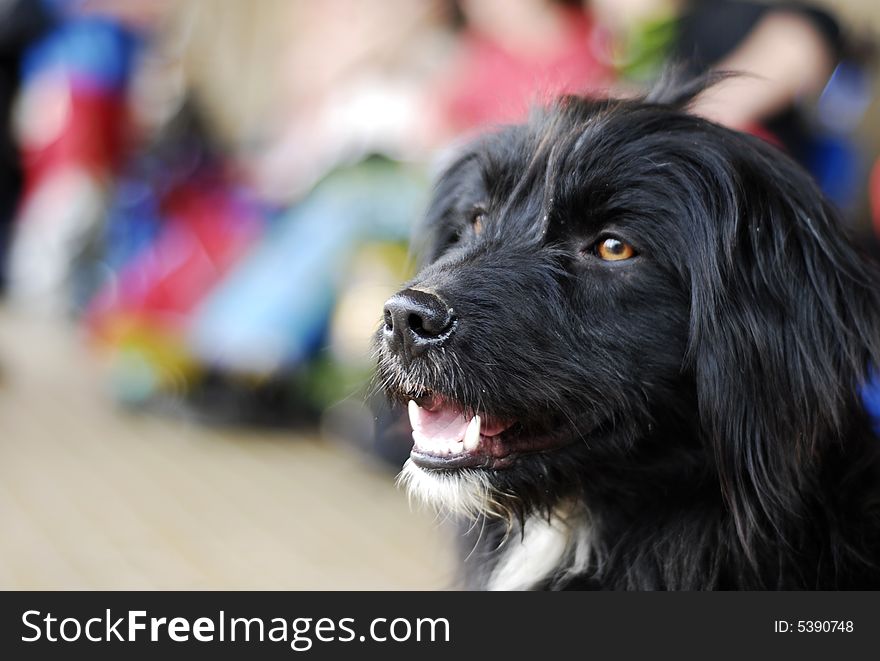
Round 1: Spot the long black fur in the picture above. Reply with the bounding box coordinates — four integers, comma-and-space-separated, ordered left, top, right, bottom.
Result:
376, 78, 880, 589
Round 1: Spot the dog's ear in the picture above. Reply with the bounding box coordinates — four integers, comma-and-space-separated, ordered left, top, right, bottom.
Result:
415, 149, 486, 266
687, 138, 880, 566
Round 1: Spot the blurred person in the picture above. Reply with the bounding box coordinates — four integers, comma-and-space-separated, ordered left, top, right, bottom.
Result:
5, 0, 170, 312
176, 0, 452, 203
432, 0, 612, 140
590, 0, 841, 130
589, 0, 867, 207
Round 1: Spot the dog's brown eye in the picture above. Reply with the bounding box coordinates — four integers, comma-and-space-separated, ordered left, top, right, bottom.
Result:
471, 209, 486, 235
596, 237, 635, 261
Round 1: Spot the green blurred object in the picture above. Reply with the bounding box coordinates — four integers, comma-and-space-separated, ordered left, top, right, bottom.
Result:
615, 16, 678, 83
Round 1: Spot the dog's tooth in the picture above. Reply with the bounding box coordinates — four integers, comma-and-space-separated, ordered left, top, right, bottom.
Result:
452, 440, 464, 455
407, 400, 420, 431
463, 415, 481, 452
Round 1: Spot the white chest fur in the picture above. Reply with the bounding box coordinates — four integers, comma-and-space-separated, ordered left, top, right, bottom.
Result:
487, 504, 593, 591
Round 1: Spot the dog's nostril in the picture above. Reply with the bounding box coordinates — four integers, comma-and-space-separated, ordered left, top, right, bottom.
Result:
406, 305, 452, 339
409, 309, 453, 338
408, 313, 425, 334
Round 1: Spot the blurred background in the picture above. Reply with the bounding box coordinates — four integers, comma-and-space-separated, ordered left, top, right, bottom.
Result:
0, 0, 878, 589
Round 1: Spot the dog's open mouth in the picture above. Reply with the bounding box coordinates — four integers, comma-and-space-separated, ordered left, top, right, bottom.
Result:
407, 393, 568, 470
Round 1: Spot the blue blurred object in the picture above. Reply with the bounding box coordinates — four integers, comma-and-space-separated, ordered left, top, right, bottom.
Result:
188, 159, 426, 374
102, 178, 163, 271
816, 62, 872, 135
807, 135, 863, 210
861, 368, 880, 436
21, 12, 140, 92
808, 61, 873, 210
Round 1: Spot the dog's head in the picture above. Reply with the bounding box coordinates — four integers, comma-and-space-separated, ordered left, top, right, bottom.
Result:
376, 81, 880, 545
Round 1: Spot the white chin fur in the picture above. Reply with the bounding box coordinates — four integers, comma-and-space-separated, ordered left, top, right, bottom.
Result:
397, 459, 501, 519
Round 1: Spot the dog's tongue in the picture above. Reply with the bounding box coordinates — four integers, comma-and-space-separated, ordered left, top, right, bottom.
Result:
408, 400, 470, 447
407, 398, 514, 457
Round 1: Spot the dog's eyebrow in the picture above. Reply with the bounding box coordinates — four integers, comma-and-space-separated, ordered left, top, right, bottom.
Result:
539, 121, 596, 233
541, 140, 564, 227
492, 125, 575, 240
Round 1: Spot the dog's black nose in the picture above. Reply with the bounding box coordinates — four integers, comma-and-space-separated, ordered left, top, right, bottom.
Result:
383, 288, 455, 358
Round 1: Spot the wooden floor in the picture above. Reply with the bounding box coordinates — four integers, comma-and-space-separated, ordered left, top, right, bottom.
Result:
0, 308, 456, 590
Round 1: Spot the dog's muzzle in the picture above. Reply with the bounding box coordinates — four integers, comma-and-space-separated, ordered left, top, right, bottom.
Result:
382, 288, 456, 361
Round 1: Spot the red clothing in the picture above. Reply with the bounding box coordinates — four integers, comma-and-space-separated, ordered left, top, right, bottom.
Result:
440, 9, 611, 135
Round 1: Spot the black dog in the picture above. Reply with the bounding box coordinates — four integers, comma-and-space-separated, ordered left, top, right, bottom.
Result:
375, 78, 880, 590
